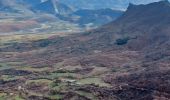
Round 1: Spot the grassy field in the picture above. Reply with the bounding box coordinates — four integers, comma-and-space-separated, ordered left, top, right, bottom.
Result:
78, 77, 110, 87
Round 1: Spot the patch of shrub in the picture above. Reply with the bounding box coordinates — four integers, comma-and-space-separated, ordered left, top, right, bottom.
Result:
115, 37, 129, 45
112, 68, 117, 72
39, 40, 52, 47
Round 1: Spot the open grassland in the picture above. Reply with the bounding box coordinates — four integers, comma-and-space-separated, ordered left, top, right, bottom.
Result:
0, 33, 61, 45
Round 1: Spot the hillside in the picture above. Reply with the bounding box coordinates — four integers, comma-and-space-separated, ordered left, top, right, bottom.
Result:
0, 0, 170, 100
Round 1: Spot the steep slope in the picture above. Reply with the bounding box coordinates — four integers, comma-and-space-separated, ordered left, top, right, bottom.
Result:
98, 0, 170, 50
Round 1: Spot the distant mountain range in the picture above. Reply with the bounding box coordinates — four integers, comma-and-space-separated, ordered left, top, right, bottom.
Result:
1, 0, 167, 33
0, 0, 124, 31
73, 9, 123, 26
59, 0, 165, 10
32, 0, 73, 15
0, 0, 72, 15
0, 0, 167, 12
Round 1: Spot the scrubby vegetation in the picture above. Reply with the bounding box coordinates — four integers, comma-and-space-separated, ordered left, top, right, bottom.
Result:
115, 37, 129, 45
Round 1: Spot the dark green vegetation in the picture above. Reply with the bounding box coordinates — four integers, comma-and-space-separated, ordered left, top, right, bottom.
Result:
1, 0, 170, 100
115, 37, 129, 45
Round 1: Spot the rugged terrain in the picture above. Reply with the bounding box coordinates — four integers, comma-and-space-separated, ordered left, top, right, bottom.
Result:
0, 0, 170, 100
0, 0, 123, 34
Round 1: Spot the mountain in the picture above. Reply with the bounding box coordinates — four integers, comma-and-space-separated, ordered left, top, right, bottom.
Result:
0, 0, 123, 34
0, 0, 34, 14
56, 8, 123, 27
17, 0, 42, 7
99, 0, 170, 50
59, 0, 127, 10
0, 0, 73, 15
32, 0, 73, 15
3, 1, 170, 66
0, 0, 23, 13
3, 0, 170, 56
76, 2, 170, 100
59, 0, 164, 10
73, 8, 123, 26
51, 0, 170, 53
